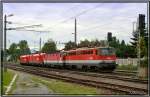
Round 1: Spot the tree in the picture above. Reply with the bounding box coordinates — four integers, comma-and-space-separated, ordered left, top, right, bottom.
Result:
124, 44, 137, 58
42, 39, 57, 53
130, 14, 147, 58
64, 41, 76, 50
18, 40, 31, 55
90, 39, 101, 47
78, 39, 90, 48
8, 43, 19, 62
137, 37, 147, 58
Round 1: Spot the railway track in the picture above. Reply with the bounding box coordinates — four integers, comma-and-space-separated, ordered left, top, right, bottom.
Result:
29, 65, 147, 84
8, 63, 147, 84
6, 63, 148, 95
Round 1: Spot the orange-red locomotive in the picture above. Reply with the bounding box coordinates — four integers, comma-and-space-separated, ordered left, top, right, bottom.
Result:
20, 47, 117, 72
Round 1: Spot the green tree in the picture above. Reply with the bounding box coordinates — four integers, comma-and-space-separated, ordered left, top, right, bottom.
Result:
64, 41, 76, 50
130, 31, 138, 50
42, 39, 57, 53
90, 39, 101, 47
130, 14, 147, 58
78, 39, 90, 48
18, 40, 31, 55
124, 44, 136, 58
8, 43, 19, 62
137, 37, 147, 58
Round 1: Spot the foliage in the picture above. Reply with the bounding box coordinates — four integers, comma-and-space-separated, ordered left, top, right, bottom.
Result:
64, 41, 77, 50
41, 39, 57, 53
130, 30, 138, 53
64, 39, 108, 50
137, 37, 147, 57
130, 14, 148, 60
18, 40, 31, 55
78, 39, 90, 48
8, 43, 18, 62
8, 40, 30, 62
140, 57, 148, 67
109, 37, 136, 58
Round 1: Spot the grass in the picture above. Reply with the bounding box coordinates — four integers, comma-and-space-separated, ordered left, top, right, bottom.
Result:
116, 64, 138, 71
31, 76, 98, 95
2, 69, 15, 94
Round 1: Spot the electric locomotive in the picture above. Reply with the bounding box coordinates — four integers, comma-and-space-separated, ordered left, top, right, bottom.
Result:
61, 47, 117, 71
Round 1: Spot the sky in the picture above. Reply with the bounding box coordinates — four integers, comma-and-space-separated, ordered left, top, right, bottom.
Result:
3, 3, 147, 50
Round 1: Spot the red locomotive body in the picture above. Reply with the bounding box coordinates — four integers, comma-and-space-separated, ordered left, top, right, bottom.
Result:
44, 53, 63, 66
20, 55, 30, 65
28, 53, 45, 65
63, 47, 117, 70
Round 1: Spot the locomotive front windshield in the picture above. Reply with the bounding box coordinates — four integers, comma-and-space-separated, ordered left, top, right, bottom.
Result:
99, 48, 115, 56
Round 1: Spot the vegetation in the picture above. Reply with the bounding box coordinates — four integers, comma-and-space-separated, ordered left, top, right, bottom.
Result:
130, 14, 148, 68
3, 70, 15, 93
41, 39, 57, 53
18, 40, 31, 55
64, 41, 77, 50
116, 64, 138, 71
32, 76, 97, 95
8, 40, 30, 62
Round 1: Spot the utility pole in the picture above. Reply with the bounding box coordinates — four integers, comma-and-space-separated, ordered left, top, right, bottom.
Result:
39, 37, 42, 52
3, 14, 13, 72
4, 15, 7, 72
75, 18, 77, 46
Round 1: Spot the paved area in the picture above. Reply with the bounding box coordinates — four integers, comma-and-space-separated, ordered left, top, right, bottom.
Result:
11, 71, 53, 95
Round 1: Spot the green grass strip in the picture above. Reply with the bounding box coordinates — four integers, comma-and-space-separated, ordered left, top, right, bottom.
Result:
31, 76, 98, 95
3, 69, 15, 94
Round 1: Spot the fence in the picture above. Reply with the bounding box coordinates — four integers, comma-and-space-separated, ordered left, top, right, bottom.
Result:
116, 58, 138, 66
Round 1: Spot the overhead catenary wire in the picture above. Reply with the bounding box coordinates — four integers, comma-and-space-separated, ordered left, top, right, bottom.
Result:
7, 24, 42, 30
13, 29, 50, 33
46, 3, 103, 29
78, 15, 139, 33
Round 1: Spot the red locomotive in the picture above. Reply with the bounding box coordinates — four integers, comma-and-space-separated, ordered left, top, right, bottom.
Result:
20, 47, 117, 72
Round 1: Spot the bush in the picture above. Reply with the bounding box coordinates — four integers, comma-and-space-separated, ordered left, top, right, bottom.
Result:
140, 57, 148, 68
117, 64, 137, 71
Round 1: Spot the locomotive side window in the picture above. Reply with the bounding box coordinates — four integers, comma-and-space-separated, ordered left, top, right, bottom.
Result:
99, 48, 115, 55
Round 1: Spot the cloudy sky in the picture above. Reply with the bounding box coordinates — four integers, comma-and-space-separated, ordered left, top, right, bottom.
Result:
3, 3, 147, 50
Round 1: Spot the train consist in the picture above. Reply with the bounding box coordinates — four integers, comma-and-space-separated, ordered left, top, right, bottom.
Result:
20, 47, 117, 72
